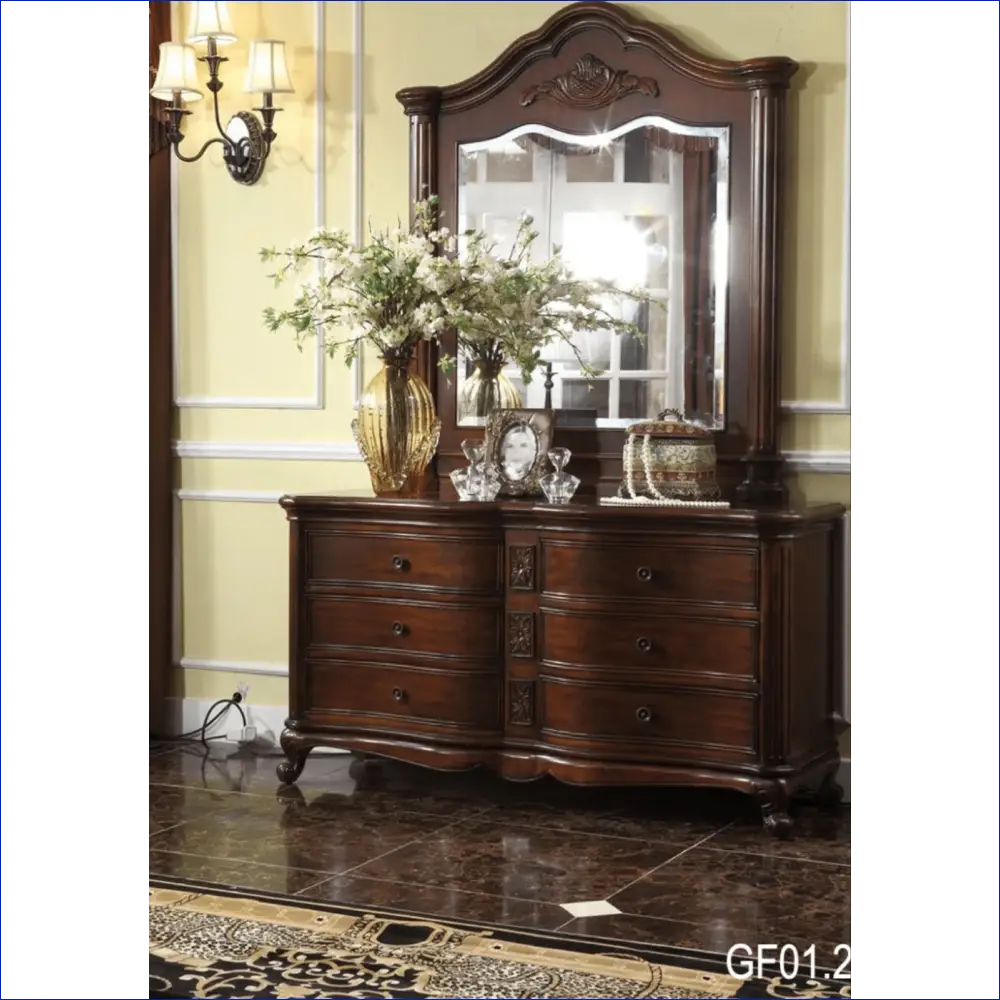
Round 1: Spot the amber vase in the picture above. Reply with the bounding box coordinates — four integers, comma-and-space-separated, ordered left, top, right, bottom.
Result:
458, 357, 522, 423
351, 351, 441, 495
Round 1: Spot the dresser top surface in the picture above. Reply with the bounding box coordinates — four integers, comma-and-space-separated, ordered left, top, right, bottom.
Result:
280, 489, 845, 525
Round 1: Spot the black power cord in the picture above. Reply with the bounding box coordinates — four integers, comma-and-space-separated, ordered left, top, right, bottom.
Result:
162, 691, 247, 749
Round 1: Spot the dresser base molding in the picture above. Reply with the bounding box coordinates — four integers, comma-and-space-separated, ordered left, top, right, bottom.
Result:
278, 726, 840, 838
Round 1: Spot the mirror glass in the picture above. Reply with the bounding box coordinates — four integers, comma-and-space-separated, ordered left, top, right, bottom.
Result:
456, 116, 729, 429
225, 114, 250, 145
500, 422, 539, 482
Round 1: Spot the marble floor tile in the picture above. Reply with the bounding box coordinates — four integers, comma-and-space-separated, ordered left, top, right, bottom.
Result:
151, 748, 492, 820
349, 820, 682, 904
705, 808, 850, 867
149, 745, 352, 797
611, 847, 850, 955
149, 784, 252, 835
148, 793, 463, 875
150, 849, 330, 895
559, 900, 622, 918
297, 873, 568, 933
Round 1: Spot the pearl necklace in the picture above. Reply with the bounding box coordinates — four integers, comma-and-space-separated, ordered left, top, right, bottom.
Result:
602, 431, 731, 509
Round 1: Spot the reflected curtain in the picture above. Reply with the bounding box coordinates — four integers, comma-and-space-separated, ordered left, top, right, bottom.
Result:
681, 146, 717, 420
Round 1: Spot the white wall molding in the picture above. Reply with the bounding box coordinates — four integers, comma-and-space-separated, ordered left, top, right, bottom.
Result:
179, 657, 289, 677
175, 440, 361, 462
173, 2, 328, 411
780, 6, 850, 416
176, 489, 285, 504
783, 450, 851, 474
350, 0, 365, 409
174, 440, 847, 474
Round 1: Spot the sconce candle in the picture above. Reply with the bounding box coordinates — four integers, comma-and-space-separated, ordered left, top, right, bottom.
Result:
148, 1, 294, 185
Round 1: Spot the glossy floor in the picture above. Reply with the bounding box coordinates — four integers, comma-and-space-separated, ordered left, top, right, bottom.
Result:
149, 744, 850, 965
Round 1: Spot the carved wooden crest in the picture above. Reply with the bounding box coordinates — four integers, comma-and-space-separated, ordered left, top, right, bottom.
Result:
509, 680, 535, 726
520, 54, 658, 109
508, 613, 535, 658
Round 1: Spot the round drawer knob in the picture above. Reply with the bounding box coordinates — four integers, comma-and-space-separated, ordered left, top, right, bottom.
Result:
636, 566, 653, 582
636, 706, 653, 723
391, 621, 406, 636
391, 687, 405, 702
391, 555, 407, 571
636, 637, 653, 654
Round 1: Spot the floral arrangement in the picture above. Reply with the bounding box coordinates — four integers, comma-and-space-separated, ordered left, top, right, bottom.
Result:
260, 198, 648, 381
260, 198, 454, 367
439, 213, 649, 384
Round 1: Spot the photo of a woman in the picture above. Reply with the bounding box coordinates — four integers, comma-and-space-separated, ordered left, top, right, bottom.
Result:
501, 424, 538, 481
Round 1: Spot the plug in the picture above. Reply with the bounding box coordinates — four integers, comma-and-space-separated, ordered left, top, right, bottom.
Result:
226, 724, 257, 744
237, 683, 250, 702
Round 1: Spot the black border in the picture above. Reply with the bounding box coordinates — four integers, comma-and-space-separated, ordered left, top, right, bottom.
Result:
150, 874, 848, 986
853, 3, 997, 997
3, 2, 145, 998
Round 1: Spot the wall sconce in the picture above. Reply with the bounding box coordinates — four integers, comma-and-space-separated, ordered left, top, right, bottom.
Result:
149, 2, 294, 185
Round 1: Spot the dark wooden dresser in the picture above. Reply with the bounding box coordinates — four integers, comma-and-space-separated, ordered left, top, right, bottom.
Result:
278, 491, 846, 836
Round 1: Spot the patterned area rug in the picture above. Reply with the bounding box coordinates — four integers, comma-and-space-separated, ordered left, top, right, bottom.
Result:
150, 878, 850, 999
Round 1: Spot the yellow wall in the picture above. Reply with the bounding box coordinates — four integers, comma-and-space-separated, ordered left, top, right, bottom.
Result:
173, 2, 850, 730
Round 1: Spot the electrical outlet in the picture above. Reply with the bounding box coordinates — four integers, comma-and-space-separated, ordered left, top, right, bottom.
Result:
237, 683, 250, 702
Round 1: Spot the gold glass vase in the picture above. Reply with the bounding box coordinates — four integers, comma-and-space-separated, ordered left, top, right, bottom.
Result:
458, 358, 522, 423
351, 352, 441, 495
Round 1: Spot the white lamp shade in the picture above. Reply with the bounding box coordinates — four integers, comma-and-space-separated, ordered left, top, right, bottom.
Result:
187, 1, 237, 45
243, 40, 295, 94
150, 43, 204, 103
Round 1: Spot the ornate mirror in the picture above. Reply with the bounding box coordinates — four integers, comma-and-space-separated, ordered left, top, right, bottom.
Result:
397, 1, 797, 503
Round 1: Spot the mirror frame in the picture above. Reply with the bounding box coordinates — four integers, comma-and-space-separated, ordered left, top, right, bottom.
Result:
397, 1, 798, 504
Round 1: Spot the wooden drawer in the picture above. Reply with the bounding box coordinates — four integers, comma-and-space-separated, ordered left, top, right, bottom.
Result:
306, 596, 500, 663
540, 676, 757, 761
307, 529, 500, 593
541, 540, 758, 608
542, 610, 757, 680
306, 661, 502, 732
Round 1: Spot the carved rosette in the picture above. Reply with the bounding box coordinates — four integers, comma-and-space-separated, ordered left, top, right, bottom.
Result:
520, 53, 658, 109
509, 546, 535, 591
508, 613, 534, 658
508, 680, 535, 726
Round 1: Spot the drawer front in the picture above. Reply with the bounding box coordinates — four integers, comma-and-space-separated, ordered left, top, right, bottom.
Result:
307, 530, 500, 593
541, 540, 757, 608
306, 661, 501, 732
542, 611, 757, 679
540, 677, 757, 761
307, 596, 501, 663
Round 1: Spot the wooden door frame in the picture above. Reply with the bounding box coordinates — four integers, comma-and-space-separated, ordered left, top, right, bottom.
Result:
149, 0, 173, 736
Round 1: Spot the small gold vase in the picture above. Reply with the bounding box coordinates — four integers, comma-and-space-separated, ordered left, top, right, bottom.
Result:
458, 358, 522, 423
351, 352, 441, 495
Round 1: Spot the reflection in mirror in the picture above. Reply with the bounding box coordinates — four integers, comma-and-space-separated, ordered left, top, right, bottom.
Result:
456, 116, 729, 429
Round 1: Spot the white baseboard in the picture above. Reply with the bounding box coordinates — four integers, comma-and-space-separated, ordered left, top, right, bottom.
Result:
837, 759, 851, 803
165, 697, 851, 803
165, 697, 348, 755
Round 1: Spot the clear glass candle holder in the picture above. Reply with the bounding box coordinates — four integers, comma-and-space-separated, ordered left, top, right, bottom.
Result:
540, 447, 579, 504
477, 467, 503, 501
449, 468, 475, 501
541, 472, 580, 504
